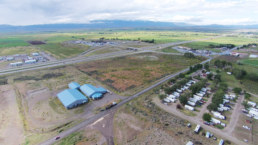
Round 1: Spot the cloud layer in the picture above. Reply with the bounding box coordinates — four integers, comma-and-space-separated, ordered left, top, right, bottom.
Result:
0, 0, 257, 25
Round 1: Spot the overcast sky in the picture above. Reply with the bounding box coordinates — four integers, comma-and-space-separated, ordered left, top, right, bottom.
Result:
0, 0, 257, 26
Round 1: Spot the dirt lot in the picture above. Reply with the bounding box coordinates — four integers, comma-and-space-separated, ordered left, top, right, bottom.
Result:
76, 52, 204, 93
0, 85, 24, 145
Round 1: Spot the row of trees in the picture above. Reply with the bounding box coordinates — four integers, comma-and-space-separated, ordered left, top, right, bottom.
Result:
184, 52, 195, 58
188, 64, 203, 74
189, 79, 207, 94
207, 83, 228, 111
164, 77, 191, 94
214, 60, 232, 69
208, 44, 235, 49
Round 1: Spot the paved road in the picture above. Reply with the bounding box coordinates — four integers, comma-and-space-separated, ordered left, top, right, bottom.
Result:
39, 58, 212, 145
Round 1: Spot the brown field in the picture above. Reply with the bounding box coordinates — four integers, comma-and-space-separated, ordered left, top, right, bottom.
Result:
76, 52, 204, 93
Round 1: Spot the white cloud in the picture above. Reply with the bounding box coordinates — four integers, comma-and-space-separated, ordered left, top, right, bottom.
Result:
0, 0, 257, 25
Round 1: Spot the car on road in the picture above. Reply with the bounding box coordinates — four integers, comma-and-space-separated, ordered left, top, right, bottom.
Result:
55, 136, 60, 140
203, 121, 210, 126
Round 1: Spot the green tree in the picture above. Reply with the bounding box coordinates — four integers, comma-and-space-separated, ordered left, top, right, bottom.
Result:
203, 113, 212, 122
179, 95, 188, 105
207, 73, 213, 80
233, 87, 242, 95
207, 103, 218, 111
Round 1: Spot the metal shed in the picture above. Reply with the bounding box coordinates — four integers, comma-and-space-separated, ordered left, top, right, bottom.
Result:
80, 84, 107, 100
57, 89, 88, 109
68, 82, 81, 89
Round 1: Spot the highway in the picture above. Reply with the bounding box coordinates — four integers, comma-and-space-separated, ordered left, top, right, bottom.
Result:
39, 58, 212, 145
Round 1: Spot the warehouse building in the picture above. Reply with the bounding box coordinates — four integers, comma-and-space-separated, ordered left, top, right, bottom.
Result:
57, 89, 88, 109
80, 84, 107, 100
68, 82, 81, 89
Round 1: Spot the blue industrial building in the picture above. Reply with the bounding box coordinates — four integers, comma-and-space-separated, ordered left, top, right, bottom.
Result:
57, 89, 88, 109
80, 84, 107, 100
68, 82, 81, 89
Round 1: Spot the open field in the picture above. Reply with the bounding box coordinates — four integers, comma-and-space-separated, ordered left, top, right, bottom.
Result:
181, 34, 258, 52
239, 58, 258, 67
38, 43, 90, 59
0, 46, 39, 56
212, 56, 258, 95
0, 30, 217, 58
76, 52, 205, 94
158, 46, 180, 53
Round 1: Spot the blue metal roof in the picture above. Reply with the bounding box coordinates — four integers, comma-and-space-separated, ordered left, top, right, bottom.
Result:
92, 93, 103, 99
80, 84, 107, 98
68, 82, 81, 89
57, 89, 88, 108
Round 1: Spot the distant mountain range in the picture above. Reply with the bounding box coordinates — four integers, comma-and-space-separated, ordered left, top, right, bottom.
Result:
0, 20, 258, 33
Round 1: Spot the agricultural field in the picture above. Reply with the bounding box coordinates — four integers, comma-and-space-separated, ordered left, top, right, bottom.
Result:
0, 30, 217, 58
181, 34, 258, 52
76, 52, 205, 94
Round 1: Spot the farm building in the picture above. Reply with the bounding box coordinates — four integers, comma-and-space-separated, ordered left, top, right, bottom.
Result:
68, 82, 81, 89
80, 84, 107, 99
57, 89, 88, 109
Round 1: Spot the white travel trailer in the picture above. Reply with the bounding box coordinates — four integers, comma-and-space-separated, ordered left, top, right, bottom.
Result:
193, 95, 202, 101
249, 110, 258, 117
247, 101, 256, 107
187, 101, 196, 106
168, 94, 177, 99
212, 111, 225, 120
211, 118, 221, 124
189, 98, 198, 103
196, 93, 204, 97
166, 97, 176, 103
194, 124, 201, 133
185, 105, 194, 111
217, 108, 224, 112
163, 98, 171, 103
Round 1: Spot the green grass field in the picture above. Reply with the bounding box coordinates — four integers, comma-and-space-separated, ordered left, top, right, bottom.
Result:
181, 41, 222, 52
0, 37, 29, 48
239, 58, 258, 67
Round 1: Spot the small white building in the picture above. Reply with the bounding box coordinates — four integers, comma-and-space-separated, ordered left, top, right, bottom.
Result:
6, 57, 14, 61
25, 59, 37, 64
9, 62, 23, 67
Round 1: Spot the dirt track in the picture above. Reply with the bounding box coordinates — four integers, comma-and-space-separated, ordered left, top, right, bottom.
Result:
0, 85, 24, 145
